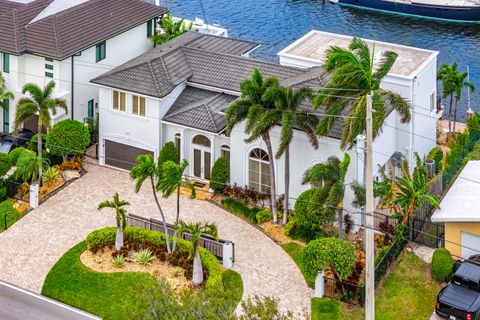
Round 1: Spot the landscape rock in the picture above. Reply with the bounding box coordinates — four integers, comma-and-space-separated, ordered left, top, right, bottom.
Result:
62, 170, 80, 182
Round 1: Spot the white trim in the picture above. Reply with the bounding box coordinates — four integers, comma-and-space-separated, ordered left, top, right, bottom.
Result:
90, 82, 165, 101
161, 120, 226, 137
185, 82, 241, 96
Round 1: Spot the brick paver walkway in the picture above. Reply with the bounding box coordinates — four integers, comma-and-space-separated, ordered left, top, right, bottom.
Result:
0, 164, 311, 314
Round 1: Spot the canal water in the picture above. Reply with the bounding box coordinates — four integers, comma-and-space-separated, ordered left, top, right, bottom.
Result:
166, 0, 480, 120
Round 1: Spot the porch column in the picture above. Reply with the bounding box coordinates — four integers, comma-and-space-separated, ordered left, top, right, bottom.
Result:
179, 128, 185, 162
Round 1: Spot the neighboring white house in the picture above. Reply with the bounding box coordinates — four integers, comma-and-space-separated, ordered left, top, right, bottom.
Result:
91, 30, 440, 224
0, 0, 167, 133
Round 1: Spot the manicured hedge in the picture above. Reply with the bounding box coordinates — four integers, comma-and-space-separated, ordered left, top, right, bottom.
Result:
86, 226, 223, 292
431, 248, 454, 282
256, 209, 272, 224
46, 120, 90, 157
221, 197, 262, 224
210, 157, 229, 194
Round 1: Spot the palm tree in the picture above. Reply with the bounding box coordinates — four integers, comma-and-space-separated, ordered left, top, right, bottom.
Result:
174, 220, 218, 287
302, 154, 350, 238
452, 70, 474, 133
374, 165, 398, 215
150, 13, 193, 45
14, 150, 50, 184
0, 72, 14, 122
130, 154, 172, 254
313, 38, 411, 150
157, 160, 195, 252
437, 63, 458, 133
225, 68, 280, 222
97, 193, 130, 251
13, 81, 67, 182
264, 85, 318, 225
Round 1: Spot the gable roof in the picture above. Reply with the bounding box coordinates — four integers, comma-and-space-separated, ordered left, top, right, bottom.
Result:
0, 0, 167, 59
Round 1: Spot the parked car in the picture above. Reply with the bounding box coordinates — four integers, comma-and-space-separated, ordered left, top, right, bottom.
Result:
0, 129, 33, 154
436, 260, 480, 320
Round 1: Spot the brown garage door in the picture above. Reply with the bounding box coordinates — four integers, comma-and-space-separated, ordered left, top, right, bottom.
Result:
104, 140, 153, 170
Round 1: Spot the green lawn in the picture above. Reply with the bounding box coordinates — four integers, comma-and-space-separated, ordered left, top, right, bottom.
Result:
312, 298, 342, 320
0, 199, 22, 232
281, 242, 315, 287
42, 241, 243, 320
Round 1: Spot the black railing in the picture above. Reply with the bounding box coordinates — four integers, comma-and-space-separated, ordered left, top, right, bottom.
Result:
127, 214, 234, 263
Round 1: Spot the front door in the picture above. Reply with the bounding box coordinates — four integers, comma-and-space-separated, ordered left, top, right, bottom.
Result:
193, 146, 211, 180
87, 99, 94, 119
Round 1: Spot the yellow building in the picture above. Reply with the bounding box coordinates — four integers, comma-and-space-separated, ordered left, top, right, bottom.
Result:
431, 161, 480, 259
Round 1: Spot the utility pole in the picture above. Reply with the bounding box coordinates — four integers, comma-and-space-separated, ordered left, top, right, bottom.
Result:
365, 92, 375, 320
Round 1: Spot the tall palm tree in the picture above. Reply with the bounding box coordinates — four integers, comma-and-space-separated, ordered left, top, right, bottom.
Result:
157, 159, 195, 252
437, 63, 458, 133
226, 68, 280, 222
174, 220, 218, 287
97, 193, 130, 251
13, 81, 67, 182
302, 154, 350, 237
313, 38, 411, 150
0, 72, 14, 125
452, 70, 474, 133
264, 85, 319, 225
130, 154, 172, 254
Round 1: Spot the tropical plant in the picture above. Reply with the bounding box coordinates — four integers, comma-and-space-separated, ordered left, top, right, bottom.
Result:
157, 159, 195, 252
210, 156, 230, 194
374, 165, 397, 214
97, 193, 130, 251
350, 180, 366, 209
130, 154, 172, 254
174, 220, 218, 286
302, 154, 350, 237
0, 153, 12, 177
264, 85, 319, 225
451, 68, 474, 133
313, 38, 411, 149
13, 81, 67, 182
437, 63, 458, 133
112, 254, 126, 268
45, 120, 90, 159
225, 68, 280, 222
42, 166, 61, 186
136, 248, 156, 265
14, 150, 50, 184
150, 14, 193, 45
0, 71, 14, 115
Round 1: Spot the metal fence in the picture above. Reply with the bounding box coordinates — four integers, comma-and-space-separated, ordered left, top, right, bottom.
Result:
323, 277, 363, 305
127, 214, 234, 263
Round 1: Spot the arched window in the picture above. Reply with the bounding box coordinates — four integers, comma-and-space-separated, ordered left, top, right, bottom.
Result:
174, 133, 181, 154
220, 145, 230, 160
248, 148, 270, 192
192, 134, 211, 147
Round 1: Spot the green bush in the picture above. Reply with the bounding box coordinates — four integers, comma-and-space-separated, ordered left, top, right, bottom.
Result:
210, 157, 229, 194
256, 209, 272, 224
26, 134, 42, 152
86, 226, 223, 292
427, 146, 443, 173
221, 197, 261, 224
46, 120, 90, 157
158, 142, 179, 177
301, 237, 356, 281
8, 147, 29, 165
431, 248, 454, 282
0, 153, 12, 177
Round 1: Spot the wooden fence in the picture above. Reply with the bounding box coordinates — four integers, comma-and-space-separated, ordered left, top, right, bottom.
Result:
127, 214, 234, 263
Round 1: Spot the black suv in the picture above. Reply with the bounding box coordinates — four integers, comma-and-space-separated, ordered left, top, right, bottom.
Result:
436, 257, 480, 320
0, 129, 33, 154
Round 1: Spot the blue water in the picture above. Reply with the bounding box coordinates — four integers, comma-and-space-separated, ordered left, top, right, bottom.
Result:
166, 0, 480, 120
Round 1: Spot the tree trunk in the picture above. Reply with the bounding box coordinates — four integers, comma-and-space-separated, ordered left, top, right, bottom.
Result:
453, 97, 459, 134
282, 146, 289, 226
192, 248, 204, 287
338, 207, 344, 239
448, 94, 453, 133
115, 226, 123, 251
37, 125, 42, 184
262, 132, 277, 223
172, 188, 181, 253
151, 178, 171, 254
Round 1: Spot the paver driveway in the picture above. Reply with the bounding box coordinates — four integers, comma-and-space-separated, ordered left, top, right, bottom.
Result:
0, 163, 312, 314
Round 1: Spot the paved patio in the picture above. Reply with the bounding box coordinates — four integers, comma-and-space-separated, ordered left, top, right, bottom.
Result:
0, 163, 312, 314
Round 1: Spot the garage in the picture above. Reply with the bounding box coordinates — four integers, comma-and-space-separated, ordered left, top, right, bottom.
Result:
461, 232, 480, 259
104, 140, 153, 170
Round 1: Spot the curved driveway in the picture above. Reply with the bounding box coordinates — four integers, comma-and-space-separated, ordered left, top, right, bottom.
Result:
0, 163, 311, 314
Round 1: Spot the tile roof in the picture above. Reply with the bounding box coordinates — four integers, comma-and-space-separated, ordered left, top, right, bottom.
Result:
0, 0, 167, 58
163, 86, 237, 133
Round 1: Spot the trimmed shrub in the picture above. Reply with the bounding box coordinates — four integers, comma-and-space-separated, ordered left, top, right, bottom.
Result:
427, 146, 443, 174
158, 142, 179, 177
8, 147, 29, 165
256, 209, 272, 224
46, 120, 90, 158
210, 157, 229, 194
0, 153, 12, 177
301, 237, 356, 281
221, 197, 261, 223
86, 226, 223, 292
431, 248, 454, 282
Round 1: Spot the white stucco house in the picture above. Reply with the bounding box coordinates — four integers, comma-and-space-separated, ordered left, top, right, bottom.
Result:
91, 30, 440, 222
0, 0, 167, 133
